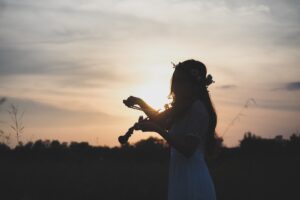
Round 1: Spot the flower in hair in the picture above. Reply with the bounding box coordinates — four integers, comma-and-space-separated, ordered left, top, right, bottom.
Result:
205, 74, 215, 86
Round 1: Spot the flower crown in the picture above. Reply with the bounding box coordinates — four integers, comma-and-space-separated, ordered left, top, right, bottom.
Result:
172, 62, 215, 87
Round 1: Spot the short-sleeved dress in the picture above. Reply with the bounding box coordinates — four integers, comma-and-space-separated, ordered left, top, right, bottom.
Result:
167, 99, 217, 200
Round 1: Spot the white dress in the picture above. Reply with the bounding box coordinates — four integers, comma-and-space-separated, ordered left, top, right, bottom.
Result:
167, 99, 217, 200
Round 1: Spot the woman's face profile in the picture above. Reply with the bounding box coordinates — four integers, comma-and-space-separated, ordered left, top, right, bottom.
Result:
172, 70, 193, 98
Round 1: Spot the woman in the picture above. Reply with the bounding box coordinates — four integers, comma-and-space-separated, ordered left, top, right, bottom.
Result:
125, 59, 218, 200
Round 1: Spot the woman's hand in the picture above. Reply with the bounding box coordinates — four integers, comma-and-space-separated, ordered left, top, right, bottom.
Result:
123, 96, 144, 107
134, 120, 162, 133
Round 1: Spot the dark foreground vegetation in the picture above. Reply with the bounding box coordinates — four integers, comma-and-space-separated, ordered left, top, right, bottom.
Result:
0, 132, 299, 200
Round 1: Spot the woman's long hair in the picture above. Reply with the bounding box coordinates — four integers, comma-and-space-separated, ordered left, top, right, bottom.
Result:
167, 59, 220, 156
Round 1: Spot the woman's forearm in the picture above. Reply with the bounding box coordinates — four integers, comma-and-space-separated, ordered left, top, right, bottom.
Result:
139, 100, 159, 119
156, 128, 195, 158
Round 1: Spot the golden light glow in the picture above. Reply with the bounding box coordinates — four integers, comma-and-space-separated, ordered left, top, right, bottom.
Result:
129, 80, 172, 111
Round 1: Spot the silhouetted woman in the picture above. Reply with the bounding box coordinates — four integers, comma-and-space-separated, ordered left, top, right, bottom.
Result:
125, 59, 218, 200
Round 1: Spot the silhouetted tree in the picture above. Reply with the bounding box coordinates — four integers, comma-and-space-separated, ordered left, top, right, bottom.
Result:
287, 133, 300, 154
133, 137, 169, 161
0, 142, 10, 152
32, 140, 47, 152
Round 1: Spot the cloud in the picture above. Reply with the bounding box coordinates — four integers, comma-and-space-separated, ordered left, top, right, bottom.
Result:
0, 45, 139, 88
0, 0, 168, 90
0, 96, 124, 125
271, 81, 300, 91
0, 97, 6, 105
286, 81, 300, 91
216, 84, 237, 89
255, 100, 300, 112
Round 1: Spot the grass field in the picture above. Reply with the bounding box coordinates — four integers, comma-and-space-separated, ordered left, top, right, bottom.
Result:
0, 150, 299, 200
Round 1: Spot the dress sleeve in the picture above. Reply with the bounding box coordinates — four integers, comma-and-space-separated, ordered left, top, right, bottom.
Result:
184, 100, 209, 143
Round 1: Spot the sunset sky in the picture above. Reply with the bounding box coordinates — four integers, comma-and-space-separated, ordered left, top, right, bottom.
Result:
0, 0, 299, 147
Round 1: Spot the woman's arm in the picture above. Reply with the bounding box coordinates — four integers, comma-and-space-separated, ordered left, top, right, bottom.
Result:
156, 127, 199, 158
135, 100, 207, 158
124, 96, 160, 119
158, 100, 208, 158
133, 117, 199, 158
138, 100, 160, 119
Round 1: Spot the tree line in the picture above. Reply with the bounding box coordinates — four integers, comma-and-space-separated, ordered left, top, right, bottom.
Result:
0, 132, 299, 162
